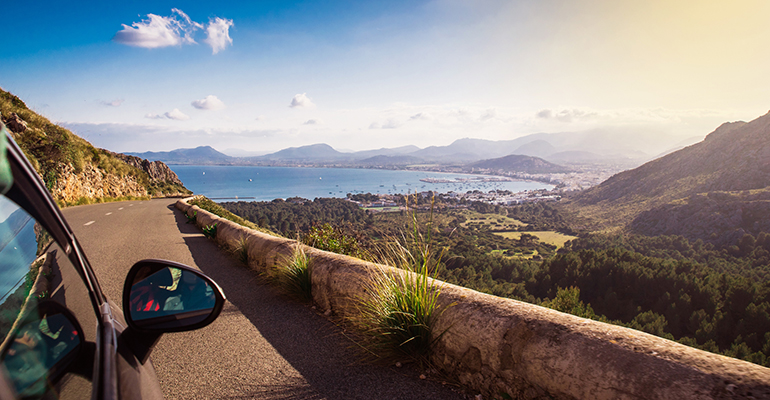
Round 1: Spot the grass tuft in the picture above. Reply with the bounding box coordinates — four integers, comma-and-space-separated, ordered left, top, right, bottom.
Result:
269, 246, 313, 301
232, 236, 250, 265
351, 195, 450, 360
185, 210, 197, 224
202, 223, 218, 239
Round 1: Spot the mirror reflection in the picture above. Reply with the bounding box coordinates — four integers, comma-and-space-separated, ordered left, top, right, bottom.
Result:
1, 301, 83, 397
129, 266, 216, 329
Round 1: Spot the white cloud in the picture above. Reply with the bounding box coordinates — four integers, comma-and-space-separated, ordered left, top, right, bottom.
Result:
409, 113, 432, 120
255, 115, 266, 121
102, 99, 124, 107
535, 108, 598, 123
145, 113, 164, 119
191, 95, 226, 110
479, 108, 497, 121
289, 93, 315, 108
113, 9, 202, 49
303, 119, 319, 125
382, 119, 402, 129
165, 108, 190, 120
203, 17, 234, 54
368, 122, 381, 129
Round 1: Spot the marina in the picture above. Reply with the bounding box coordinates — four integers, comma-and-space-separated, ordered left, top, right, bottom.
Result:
170, 165, 554, 202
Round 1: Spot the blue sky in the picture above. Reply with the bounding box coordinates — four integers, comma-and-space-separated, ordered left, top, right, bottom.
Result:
2, 0, 768, 155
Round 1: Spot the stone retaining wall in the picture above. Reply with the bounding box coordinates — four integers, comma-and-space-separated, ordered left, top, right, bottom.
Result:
177, 198, 770, 399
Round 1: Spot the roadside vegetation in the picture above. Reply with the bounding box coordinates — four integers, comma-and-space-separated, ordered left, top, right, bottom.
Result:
352, 201, 449, 360
220, 193, 770, 367
187, 196, 275, 235
268, 246, 313, 302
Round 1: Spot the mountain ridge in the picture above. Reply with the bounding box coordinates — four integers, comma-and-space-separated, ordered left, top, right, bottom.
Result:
129, 126, 694, 170
565, 111, 770, 244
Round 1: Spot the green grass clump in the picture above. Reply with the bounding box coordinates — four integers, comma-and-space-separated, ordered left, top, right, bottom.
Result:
202, 223, 218, 239
269, 246, 313, 301
352, 197, 450, 360
232, 236, 250, 265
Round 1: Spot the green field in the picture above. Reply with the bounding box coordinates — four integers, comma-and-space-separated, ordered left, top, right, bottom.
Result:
457, 210, 527, 230
494, 231, 577, 249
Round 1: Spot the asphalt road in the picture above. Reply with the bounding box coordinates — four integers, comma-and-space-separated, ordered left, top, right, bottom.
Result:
63, 199, 469, 399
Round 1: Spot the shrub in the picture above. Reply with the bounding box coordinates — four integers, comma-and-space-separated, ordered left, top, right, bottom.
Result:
302, 223, 365, 258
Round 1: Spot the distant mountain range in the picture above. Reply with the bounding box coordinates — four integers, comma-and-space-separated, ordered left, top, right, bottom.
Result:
128, 127, 696, 172
567, 111, 770, 246
128, 144, 568, 175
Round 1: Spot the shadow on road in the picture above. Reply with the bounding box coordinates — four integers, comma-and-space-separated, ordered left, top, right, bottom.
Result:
167, 205, 468, 400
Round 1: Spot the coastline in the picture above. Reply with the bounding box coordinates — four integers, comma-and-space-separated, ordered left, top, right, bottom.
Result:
167, 164, 556, 202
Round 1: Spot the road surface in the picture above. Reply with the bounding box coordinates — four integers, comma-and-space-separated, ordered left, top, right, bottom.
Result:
63, 199, 469, 399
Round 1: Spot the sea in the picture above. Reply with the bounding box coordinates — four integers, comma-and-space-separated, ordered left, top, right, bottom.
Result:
169, 165, 554, 202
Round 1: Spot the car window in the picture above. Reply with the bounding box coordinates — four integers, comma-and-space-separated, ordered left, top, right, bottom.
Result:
0, 195, 96, 399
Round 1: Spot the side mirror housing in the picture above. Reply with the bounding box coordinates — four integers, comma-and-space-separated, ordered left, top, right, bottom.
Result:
122, 260, 225, 334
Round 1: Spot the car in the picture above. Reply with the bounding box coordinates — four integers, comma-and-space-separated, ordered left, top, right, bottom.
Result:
0, 123, 226, 399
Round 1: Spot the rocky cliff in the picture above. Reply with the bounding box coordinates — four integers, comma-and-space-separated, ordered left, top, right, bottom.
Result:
112, 152, 184, 186
1, 87, 191, 204
50, 161, 149, 203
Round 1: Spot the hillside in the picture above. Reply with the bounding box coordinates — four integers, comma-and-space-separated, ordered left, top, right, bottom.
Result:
566, 111, 770, 242
0, 88, 190, 204
468, 154, 571, 174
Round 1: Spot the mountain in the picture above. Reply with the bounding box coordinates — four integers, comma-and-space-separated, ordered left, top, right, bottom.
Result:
567, 111, 770, 244
121, 126, 692, 168
128, 146, 234, 165
512, 140, 557, 158
350, 145, 421, 159
469, 154, 571, 174
357, 155, 425, 166
256, 143, 349, 161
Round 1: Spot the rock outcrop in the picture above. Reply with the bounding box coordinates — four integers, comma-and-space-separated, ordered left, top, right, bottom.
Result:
112, 152, 184, 185
51, 162, 148, 203
2, 112, 28, 134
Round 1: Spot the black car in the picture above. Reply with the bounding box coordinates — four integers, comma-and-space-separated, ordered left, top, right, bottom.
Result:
0, 123, 226, 399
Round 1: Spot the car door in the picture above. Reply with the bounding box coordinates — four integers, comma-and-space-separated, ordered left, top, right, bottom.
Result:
0, 126, 222, 400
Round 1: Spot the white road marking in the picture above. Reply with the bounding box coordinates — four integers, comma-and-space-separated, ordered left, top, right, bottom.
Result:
84, 221, 95, 226
118, 207, 124, 210
129, 204, 133, 206
105, 212, 112, 216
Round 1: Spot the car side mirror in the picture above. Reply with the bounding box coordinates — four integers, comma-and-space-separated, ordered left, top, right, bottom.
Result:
122, 260, 225, 334
0, 300, 85, 398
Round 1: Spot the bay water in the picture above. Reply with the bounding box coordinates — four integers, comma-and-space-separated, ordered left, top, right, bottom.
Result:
169, 165, 553, 202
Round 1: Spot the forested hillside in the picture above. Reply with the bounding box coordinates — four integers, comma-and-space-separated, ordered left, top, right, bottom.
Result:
221, 195, 770, 367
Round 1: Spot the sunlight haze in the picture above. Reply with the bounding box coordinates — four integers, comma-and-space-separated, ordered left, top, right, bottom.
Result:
1, 0, 767, 154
